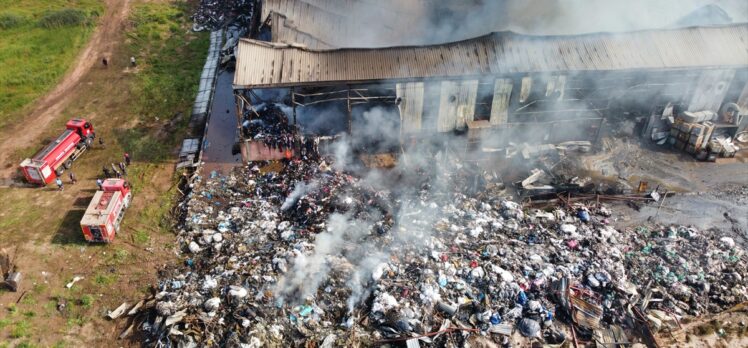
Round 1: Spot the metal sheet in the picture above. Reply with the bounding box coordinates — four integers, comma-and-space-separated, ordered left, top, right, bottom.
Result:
396, 82, 424, 133
263, 0, 429, 48
544, 75, 566, 100
520, 76, 532, 103
490, 78, 513, 125
243, 140, 293, 161
688, 69, 735, 112
437, 80, 478, 132
737, 81, 748, 112
234, 24, 748, 89
570, 295, 603, 329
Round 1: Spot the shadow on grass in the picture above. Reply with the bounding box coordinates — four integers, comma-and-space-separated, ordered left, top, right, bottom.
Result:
52, 209, 87, 245
113, 127, 172, 164
72, 195, 93, 207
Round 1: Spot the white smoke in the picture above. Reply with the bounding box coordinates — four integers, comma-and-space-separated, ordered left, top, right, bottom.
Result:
276, 213, 372, 301
281, 180, 318, 211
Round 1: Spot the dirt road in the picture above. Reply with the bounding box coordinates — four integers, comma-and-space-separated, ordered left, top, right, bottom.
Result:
0, 0, 131, 179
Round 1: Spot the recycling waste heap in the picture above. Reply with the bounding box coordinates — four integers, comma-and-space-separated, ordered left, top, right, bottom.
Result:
125, 147, 747, 347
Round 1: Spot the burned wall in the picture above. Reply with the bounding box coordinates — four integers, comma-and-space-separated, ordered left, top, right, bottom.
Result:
234, 67, 748, 160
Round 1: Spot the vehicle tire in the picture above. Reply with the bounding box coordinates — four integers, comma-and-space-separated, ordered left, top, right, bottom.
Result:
64, 159, 73, 169
55, 168, 64, 177
85, 137, 93, 147
76, 142, 84, 149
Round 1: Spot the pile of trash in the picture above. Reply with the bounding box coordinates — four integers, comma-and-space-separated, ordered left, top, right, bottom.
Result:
192, 0, 254, 32
123, 153, 747, 347
241, 104, 298, 151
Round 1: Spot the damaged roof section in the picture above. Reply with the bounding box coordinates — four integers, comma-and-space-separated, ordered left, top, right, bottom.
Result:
262, 0, 429, 49
234, 24, 748, 89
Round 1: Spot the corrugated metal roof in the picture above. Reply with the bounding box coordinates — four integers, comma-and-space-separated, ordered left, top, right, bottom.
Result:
235, 24, 748, 89
262, 0, 428, 48
270, 12, 334, 49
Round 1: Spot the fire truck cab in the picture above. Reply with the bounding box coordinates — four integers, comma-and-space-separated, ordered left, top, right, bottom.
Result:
80, 179, 132, 243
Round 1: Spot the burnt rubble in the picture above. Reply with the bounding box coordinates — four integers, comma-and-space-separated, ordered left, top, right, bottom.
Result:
241, 104, 298, 152
192, 0, 254, 32
119, 153, 747, 347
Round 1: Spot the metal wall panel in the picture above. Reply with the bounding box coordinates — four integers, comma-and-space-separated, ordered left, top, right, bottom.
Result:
490, 78, 513, 125
688, 69, 735, 112
437, 80, 478, 132
737, 81, 748, 112
545, 75, 566, 100
520, 77, 532, 103
396, 82, 424, 133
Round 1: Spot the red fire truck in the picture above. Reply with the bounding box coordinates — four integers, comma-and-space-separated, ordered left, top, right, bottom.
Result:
80, 178, 132, 243
20, 119, 95, 185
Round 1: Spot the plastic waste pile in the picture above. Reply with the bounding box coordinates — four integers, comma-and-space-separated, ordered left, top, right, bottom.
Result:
124, 154, 747, 347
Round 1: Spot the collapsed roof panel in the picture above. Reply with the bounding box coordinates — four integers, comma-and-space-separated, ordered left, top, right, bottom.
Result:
262, 0, 431, 48
234, 24, 748, 89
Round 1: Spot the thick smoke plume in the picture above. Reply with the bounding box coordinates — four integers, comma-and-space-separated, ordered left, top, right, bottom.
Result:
327, 0, 747, 48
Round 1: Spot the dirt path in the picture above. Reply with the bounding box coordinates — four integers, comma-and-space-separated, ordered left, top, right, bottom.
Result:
0, 0, 131, 178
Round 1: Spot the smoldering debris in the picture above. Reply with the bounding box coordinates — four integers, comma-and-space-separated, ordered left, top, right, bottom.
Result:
241, 104, 297, 151
116, 152, 747, 347
192, 0, 254, 32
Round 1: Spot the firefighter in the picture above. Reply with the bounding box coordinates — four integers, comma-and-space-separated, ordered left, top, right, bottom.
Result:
69, 171, 77, 184
96, 178, 103, 190
118, 162, 127, 176
103, 166, 111, 178
55, 177, 64, 191
124, 152, 131, 166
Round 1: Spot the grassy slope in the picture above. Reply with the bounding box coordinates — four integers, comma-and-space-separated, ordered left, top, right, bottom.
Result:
0, 0, 103, 129
0, 1, 209, 346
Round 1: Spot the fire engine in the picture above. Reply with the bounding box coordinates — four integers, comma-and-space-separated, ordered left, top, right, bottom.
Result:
20, 119, 95, 185
80, 179, 132, 243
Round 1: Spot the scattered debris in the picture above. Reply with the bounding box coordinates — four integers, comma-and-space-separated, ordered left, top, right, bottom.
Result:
65, 276, 83, 289
645, 103, 744, 160
0, 250, 20, 292
118, 150, 747, 346
107, 302, 129, 320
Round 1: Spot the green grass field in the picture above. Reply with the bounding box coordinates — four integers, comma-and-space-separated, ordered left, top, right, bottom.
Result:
0, 0, 208, 345
0, 0, 103, 129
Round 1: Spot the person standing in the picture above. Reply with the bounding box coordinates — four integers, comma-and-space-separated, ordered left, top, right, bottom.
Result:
96, 178, 104, 190
55, 177, 64, 191
99, 136, 105, 148
130, 56, 136, 67
118, 162, 127, 176
102, 57, 108, 67
69, 171, 77, 184
124, 152, 131, 166
103, 166, 111, 178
